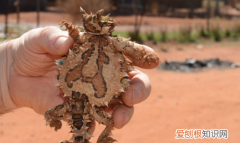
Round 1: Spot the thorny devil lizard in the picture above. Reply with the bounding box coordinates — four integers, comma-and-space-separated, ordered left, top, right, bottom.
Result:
44, 7, 160, 143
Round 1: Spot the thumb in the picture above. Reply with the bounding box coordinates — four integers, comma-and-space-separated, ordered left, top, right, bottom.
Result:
27, 26, 74, 55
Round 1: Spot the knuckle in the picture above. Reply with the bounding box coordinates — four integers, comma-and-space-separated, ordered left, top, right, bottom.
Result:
39, 26, 59, 37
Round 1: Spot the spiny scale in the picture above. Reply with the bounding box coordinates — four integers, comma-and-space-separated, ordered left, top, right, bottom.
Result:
44, 7, 160, 143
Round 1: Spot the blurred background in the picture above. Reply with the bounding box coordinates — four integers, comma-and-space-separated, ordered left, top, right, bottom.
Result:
0, 0, 240, 143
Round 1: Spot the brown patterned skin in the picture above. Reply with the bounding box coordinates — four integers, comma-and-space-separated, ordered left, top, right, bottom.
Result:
44, 7, 160, 143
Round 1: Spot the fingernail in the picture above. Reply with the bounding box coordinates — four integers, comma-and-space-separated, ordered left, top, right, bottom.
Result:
132, 89, 141, 105
53, 36, 68, 50
123, 112, 129, 125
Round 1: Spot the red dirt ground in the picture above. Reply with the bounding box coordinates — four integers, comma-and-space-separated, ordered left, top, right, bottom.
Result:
0, 44, 240, 143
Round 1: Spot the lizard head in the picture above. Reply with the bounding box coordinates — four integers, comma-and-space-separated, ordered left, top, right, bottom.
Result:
80, 7, 119, 35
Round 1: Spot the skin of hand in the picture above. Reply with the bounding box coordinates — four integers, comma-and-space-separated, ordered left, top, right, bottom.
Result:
0, 26, 159, 134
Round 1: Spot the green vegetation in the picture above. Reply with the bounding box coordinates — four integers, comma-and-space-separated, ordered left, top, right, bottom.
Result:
230, 23, 240, 40
210, 25, 222, 42
159, 28, 167, 43
146, 31, 155, 44
176, 26, 195, 43
0, 24, 32, 41
224, 28, 231, 38
127, 32, 144, 44
199, 26, 210, 38
2, 21, 240, 45
0, 37, 4, 42
202, 0, 224, 7
112, 22, 240, 45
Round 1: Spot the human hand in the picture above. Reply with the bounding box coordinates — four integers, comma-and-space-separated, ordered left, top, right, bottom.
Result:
4, 27, 159, 133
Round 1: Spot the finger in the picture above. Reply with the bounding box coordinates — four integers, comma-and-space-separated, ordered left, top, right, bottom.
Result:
103, 104, 115, 114
126, 43, 160, 69
112, 105, 134, 129
25, 26, 74, 55
35, 86, 66, 115
122, 70, 151, 106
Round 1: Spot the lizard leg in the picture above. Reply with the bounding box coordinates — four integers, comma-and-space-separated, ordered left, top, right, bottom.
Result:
126, 42, 160, 64
110, 37, 160, 65
59, 20, 80, 42
90, 107, 116, 143
97, 123, 115, 143
44, 103, 68, 131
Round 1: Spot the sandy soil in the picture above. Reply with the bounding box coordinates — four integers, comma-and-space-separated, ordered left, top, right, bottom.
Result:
0, 44, 240, 143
